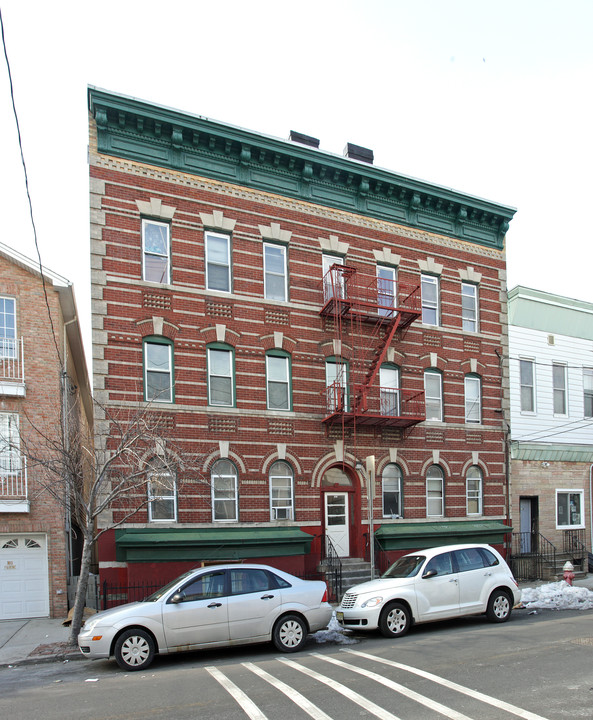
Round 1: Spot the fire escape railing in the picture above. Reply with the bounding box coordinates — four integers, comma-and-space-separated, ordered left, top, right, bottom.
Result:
0, 338, 25, 383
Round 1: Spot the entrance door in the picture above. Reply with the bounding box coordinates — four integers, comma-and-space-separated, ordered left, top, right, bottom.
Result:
324, 492, 349, 557
519, 497, 538, 553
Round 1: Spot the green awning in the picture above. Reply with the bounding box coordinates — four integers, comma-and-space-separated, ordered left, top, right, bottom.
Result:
375, 520, 512, 551
115, 527, 314, 562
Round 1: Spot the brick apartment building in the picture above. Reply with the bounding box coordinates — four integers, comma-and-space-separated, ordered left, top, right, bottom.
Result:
89, 87, 516, 592
0, 242, 92, 619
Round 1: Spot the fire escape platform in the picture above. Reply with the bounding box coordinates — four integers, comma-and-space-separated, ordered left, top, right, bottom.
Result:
321, 411, 424, 428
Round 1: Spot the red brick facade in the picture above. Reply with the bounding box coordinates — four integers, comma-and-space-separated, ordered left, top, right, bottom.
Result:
89, 90, 515, 589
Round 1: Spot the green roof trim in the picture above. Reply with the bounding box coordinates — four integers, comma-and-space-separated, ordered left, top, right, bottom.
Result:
512, 442, 593, 463
508, 286, 593, 340
115, 527, 314, 563
375, 520, 512, 551
89, 87, 515, 249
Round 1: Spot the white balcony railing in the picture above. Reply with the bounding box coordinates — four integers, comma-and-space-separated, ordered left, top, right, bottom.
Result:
0, 338, 25, 395
0, 456, 28, 499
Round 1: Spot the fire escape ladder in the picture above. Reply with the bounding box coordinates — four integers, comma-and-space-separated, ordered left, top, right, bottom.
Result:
356, 312, 401, 413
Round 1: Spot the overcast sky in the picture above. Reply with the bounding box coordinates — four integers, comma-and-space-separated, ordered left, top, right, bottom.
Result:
1, 0, 592, 358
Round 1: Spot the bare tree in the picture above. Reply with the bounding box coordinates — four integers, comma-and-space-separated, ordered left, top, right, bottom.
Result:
18, 394, 206, 644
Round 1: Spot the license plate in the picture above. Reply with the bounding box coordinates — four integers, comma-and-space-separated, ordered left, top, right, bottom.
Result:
336, 611, 344, 622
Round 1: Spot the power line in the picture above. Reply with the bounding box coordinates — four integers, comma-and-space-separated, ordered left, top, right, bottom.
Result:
0, 8, 62, 366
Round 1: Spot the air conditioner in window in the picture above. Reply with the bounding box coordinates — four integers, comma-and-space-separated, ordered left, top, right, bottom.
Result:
273, 507, 291, 520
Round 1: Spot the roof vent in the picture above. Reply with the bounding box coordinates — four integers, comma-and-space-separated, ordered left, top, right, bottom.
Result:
289, 130, 320, 149
344, 142, 374, 164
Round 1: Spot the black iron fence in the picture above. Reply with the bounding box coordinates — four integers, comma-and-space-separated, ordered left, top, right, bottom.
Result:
320, 534, 343, 602
510, 531, 557, 581
102, 580, 167, 610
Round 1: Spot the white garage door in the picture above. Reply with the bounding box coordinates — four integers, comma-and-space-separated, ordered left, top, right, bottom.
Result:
0, 534, 49, 619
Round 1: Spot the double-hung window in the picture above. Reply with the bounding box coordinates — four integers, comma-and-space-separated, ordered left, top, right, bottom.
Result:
211, 459, 238, 522
461, 283, 478, 332
553, 363, 567, 415
380, 365, 400, 416
269, 461, 294, 521
421, 274, 439, 326
426, 465, 444, 517
556, 490, 584, 529
322, 254, 344, 302
466, 466, 483, 515
424, 369, 443, 421
264, 243, 288, 301
584, 368, 593, 418
266, 353, 290, 410
0, 297, 16, 358
464, 375, 481, 424
519, 359, 535, 412
205, 231, 231, 292
0, 412, 20, 475
382, 463, 402, 518
377, 266, 397, 318
142, 220, 170, 284
207, 346, 234, 407
325, 359, 348, 412
144, 339, 173, 403
148, 473, 177, 521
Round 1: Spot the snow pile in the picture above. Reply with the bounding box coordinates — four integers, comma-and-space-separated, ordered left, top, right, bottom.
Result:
521, 581, 593, 611
313, 613, 358, 645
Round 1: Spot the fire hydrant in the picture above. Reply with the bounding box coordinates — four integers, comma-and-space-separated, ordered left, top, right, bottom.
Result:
563, 560, 575, 586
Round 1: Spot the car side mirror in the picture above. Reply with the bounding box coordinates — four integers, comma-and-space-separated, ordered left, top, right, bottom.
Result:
170, 593, 184, 604
422, 569, 437, 579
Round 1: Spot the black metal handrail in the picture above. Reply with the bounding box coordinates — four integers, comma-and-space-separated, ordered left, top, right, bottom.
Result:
321, 534, 343, 602
563, 529, 587, 556
510, 531, 557, 581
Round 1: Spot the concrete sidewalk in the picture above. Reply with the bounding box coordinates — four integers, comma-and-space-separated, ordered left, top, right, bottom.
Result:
1, 575, 593, 668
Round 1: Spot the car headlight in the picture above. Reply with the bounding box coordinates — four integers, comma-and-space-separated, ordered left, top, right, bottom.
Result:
82, 617, 100, 633
361, 596, 383, 608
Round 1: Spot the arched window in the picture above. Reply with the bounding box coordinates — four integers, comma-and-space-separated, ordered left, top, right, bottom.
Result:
426, 465, 444, 517
269, 460, 294, 521
148, 467, 176, 522
266, 351, 291, 411
464, 374, 481, 424
211, 459, 238, 522
143, 336, 174, 403
466, 466, 483, 515
382, 463, 403, 518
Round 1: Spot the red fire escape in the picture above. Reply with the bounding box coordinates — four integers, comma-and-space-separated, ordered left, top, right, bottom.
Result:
320, 264, 425, 430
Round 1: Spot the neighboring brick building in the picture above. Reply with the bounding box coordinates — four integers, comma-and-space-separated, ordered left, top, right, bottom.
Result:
0, 242, 92, 619
508, 286, 593, 577
88, 87, 516, 592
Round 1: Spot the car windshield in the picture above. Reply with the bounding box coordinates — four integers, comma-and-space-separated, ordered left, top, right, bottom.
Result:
144, 570, 197, 601
382, 555, 425, 579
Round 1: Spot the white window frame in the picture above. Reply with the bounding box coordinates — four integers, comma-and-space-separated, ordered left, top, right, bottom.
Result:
211, 459, 238, 522
552, 362, 568, 415
424, 369, 443, 422
0, 296, 17, 358
205, 231, 232, 293
322, 254, 344, 302
519, 358, 535, 413
556, 489, 584, 529
269, 460, 294, 521
266, 354, 290, 411
380, 365, 400, 416
144, 341, 173, 403
207, 347, 234, 407
377, 265, 397, 318
142, 219, 170, 284
148, 474, 177, 522
382, 463, 402, 518
464, 375, 481, 424
466, 466, 483, 515
426, 465, 444, 517
421, 274, 440, 326
0, 412, 20, 473
264, 243, 288, 302
461, 282, 478, 332
584, 368, 593, 419
325, 359, 348, 412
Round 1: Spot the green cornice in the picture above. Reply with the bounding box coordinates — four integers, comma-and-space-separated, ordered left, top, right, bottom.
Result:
511, 442, 593, 463
88, 87, 515, 249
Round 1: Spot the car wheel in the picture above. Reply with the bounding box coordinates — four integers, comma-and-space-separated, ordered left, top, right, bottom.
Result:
486, 590, 512, 623
114, 629, 155, 671
379, 601, 411, 638
273, 614, 307, 652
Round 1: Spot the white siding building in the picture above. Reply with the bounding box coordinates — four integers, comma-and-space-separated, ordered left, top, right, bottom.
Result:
508, 286, 593, 575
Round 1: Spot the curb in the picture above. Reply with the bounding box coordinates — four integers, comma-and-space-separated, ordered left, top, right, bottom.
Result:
0, 649, 84, 669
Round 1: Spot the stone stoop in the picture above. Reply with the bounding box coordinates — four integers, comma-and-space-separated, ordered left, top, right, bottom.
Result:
319, 557, 378, 599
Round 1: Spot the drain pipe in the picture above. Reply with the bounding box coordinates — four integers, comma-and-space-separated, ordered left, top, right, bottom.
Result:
590, 464, 593, 552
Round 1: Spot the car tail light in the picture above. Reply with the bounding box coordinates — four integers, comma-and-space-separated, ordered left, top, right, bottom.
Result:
322, 585, 328, 603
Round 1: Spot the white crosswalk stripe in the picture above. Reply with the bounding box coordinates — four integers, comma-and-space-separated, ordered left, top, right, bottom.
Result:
343, 649, 551, 720
205, 665, 268, 720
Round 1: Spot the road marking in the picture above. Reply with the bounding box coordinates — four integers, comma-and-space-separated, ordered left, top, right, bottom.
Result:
242, 662, 333, 720
311, 652, 473, 720
278, 657, 402, 720
344, 649, 551, 720
205, 666, 268, 720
